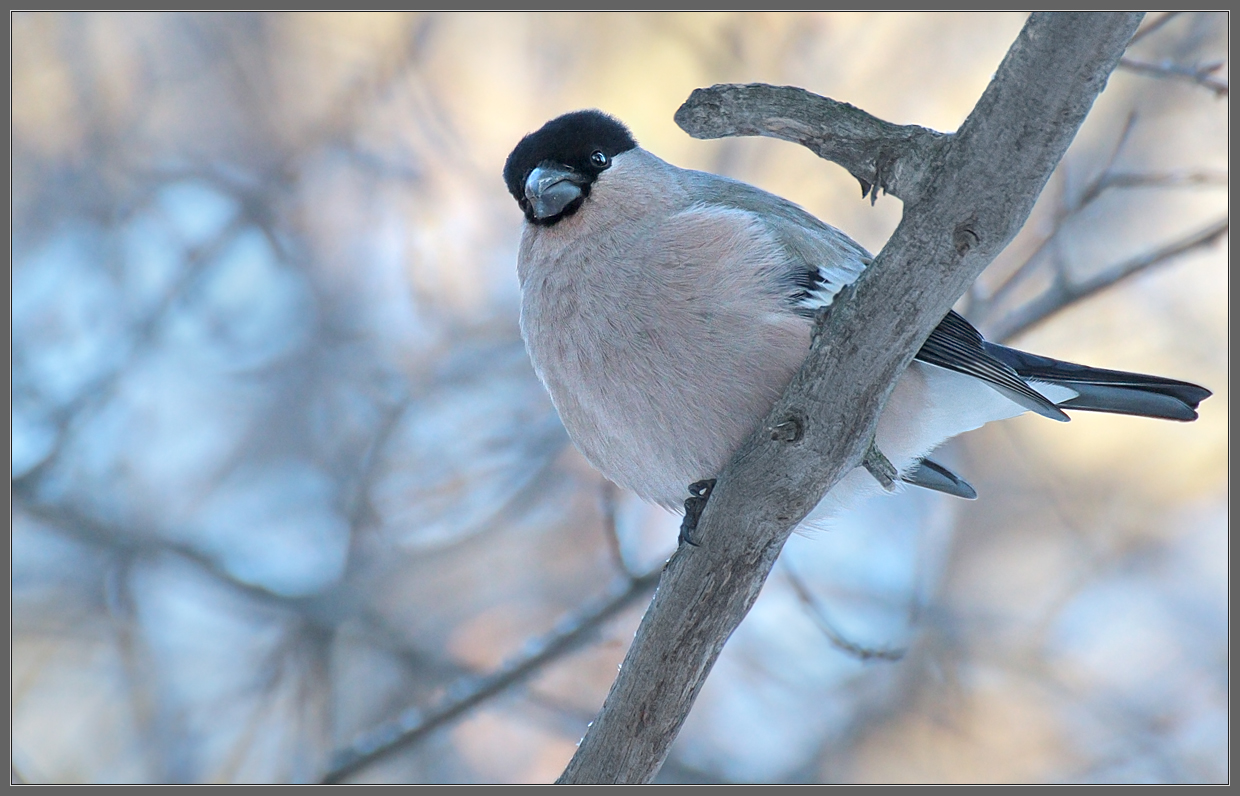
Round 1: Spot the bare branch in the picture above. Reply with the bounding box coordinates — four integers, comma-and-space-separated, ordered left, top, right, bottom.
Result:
972, 114, 1223, 326
322, 569, 660, 783
1097, 169, 1227, 191
1128, 11, 1181, 45
990, 217, 1228, 343
11, 494, 320, 611
11, 209, 250, 493
1118, 56, 1229, 96
978, 111, 1139, 315
1074, 113, 1141, 206
675, 83, 951, 205
558, 13, 1145, 784
781, 562, 906, 662
598, 480, 637, 578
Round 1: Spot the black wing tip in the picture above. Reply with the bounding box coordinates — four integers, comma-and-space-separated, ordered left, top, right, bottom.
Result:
1041, 404, 1072, 423
1182, 384, 1213, 408
954, 481, 979, 500
903, 458, 978, 500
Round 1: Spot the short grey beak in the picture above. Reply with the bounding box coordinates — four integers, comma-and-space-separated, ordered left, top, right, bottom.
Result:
525, 163, 588, 219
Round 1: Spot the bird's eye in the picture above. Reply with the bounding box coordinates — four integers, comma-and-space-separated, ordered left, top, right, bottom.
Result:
590, 150, 609, 168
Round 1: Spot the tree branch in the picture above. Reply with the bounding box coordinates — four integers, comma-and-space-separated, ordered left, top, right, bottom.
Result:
988, 217, 1229, 343
984, 109, 1141, 310
1118, 56, 1229, 97
1128, 11, 1180, 45
322, 569, 660, 783
557, 12, 1145, 784
968, 107, 1225, 326
674, 83, 950, 205
781, 561, 906, 662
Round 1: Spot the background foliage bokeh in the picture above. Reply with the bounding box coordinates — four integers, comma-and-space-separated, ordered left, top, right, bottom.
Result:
11, 12, 1228, 783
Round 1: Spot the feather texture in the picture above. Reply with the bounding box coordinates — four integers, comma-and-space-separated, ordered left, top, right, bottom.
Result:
514, 142, 1210, 512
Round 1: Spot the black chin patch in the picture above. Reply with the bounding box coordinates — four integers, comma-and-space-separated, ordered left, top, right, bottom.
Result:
503, 110, 638, 225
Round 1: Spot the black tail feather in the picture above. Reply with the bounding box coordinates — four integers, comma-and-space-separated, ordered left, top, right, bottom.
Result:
983, 342, 1212, 422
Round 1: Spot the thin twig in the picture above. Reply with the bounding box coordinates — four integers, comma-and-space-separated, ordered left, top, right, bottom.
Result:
11, 208, 250, 493
781, 561, 906, 662
1118, 56, 1229, 96
321, 569, 661, 784
1098, 170, 1227, 191
598, 480, 637, 579
11, 494, 326, 611
990, 217, 1228, 343
1127, 11, 1180, 45
979, 111, 1139, 315
977, 161, 1224, 325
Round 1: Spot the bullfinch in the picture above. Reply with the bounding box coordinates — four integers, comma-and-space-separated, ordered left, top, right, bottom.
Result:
502, 109, 1210, 533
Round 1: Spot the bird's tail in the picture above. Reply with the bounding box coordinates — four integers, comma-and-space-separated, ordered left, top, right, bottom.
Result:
982, 343, 1212, 422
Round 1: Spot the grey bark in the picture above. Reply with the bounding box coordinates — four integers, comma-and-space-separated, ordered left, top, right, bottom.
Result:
557, 12, 1144, 785
673, 83, 951, 205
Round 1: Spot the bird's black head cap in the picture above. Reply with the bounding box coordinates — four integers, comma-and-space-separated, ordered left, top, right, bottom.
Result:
503, 110, 638, 225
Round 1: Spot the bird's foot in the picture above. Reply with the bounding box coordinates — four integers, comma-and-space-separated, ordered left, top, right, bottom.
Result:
679, 479, 716, 547
862, 441, 897, 492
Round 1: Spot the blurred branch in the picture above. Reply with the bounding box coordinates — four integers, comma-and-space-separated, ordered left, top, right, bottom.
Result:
559, 13, 1145, 785
989, 217, 1228, 343
1127, 12, 1180, 45
1118, 56, 1229, 97
321, 569, 661, 784
781, 562, 905, 662
973, 164, 1225, 324
973, 110, 1139, 318
287, 13, 437, 161
344, 393, 412, 529
104, 557, 171, 780
598, 480, 636, 578
968, 98, 1225, 330
11, 211, 248, 494
12, 492, 332, 613
1089, 169, 1227, 192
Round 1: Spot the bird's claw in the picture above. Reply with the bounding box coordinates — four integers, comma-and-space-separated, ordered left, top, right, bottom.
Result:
679, 478, 716, 546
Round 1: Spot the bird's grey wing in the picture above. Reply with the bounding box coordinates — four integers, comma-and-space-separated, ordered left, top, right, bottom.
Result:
687, 172, 872, 313
685, 171, 1067, 422
916, 311, 1069, 421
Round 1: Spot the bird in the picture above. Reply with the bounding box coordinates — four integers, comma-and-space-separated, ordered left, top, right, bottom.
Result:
502, 109, 1211, 539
